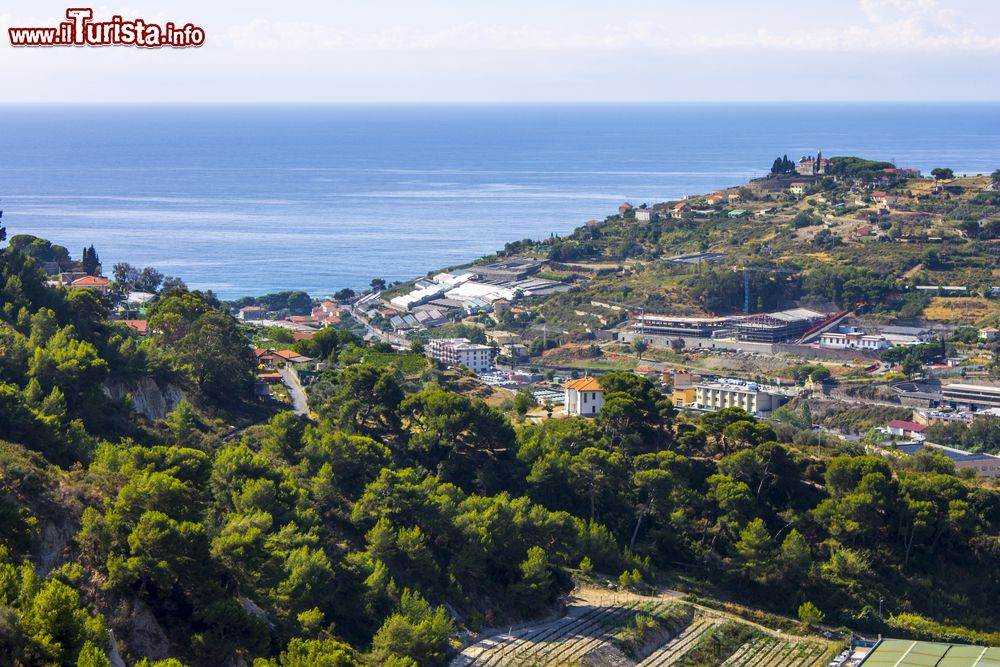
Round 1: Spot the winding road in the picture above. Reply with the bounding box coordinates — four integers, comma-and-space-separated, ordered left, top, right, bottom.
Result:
278, 366, 310, 416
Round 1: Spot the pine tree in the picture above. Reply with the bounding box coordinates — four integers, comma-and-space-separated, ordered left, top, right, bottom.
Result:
81, 245, 100, 275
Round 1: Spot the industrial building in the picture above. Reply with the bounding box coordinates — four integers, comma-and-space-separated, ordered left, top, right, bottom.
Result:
735, 308, 825, 343
632, 314, 735, 338
471, 258, 543, 281
941, 383, 1000, 410
894, 443, 1000, 478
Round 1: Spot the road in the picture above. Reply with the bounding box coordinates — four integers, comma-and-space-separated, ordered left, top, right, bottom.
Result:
351, 305, 409, 348
279, 366, 310, 416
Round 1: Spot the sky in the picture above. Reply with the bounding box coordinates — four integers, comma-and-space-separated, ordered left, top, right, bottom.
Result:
0, 0, 998, 102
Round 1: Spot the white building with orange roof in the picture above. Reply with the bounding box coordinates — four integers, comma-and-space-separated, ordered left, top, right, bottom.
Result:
69, 275, 111, 294
564, 376, 604, 417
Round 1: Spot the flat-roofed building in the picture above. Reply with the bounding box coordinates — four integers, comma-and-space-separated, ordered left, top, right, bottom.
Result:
735, 308, 825, 343
819, 331, 889, 351
895, 443, 1000, 478
695, 379, 788, 415
472, 258, 543, 281
942, 383, 1000, 410
913, 409, 974, 427
672, 386, 697, 407
633, 314, 735, 338
426, 337, 494, 373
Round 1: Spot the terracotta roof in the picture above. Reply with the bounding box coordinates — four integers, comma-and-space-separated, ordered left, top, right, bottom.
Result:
565, 376, 602, 392
272, 349, 312, 362
118, 319, 148, 334
70, 276, 109, 286
292, 332, 315, 341
888, 420, 927, 432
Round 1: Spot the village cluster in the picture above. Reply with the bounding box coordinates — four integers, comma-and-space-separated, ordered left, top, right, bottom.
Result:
48, 154, 1000, 482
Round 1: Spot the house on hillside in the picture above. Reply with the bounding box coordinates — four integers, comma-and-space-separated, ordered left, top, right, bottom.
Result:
872, 191, 896, 209
795, 152, 829, 176
271, 349, 314, 368
239, 305, 265, 321
635, 208, 658, 223
979, 327, 999, 341
618, 203, 634, 216
69, 276, 111, 294
117, 319, 149, 336
671, 202, 688, 219
789, 182, 807, 196
564, 376, 604, 417
886, 420, 927, 439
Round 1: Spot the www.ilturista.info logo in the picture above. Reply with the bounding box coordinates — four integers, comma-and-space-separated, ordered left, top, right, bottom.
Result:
8, 8, 205, 48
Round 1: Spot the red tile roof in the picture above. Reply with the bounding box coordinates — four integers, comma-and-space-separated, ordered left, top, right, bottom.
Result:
272, 349, 312, 362
70, 276, 110, 287
118, 319, 148, 335
565, 376, 602, 392
888, 420, 927, 432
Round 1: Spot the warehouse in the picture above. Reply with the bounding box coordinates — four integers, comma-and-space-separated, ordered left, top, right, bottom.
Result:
942, 383, 1000, 410
735, 308, 825, 343
632, 314, 735, 338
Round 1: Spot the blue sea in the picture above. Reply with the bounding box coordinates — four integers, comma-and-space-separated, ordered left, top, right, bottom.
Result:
1, 103, 999, 299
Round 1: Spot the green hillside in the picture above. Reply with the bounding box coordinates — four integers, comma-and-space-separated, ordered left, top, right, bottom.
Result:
2, 203, 1000, 665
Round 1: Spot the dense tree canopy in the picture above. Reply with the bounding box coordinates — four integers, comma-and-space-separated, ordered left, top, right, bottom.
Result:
1, 234, 999, 665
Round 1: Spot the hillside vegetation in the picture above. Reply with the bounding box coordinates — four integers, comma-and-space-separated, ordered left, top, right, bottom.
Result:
2, 167, 1000, 666
485, 166, 1000, 340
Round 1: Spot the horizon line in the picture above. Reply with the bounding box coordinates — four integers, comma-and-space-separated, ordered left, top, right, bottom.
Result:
1, 99, 1000, 106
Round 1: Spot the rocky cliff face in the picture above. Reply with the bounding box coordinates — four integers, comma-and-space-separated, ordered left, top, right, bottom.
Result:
104, 377, 186, 421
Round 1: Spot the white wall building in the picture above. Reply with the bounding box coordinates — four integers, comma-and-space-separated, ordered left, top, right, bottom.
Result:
426, 338, 494, 373
695, 379, 787, 415
564, 377, 604, 417
819, 331, 889, 351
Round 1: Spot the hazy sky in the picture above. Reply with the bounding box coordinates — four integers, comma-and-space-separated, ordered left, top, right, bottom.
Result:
1, 0, 998, 102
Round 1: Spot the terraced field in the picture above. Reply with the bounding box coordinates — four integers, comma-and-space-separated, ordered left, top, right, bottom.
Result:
634, 616, 721, 666
451, 589, 832, 667
722, 634, 828, 666
454, 601, 662, 666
